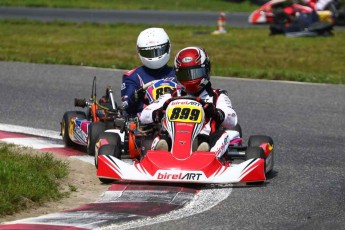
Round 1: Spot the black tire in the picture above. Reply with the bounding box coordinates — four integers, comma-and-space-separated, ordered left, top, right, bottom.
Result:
248, 135, 274, 174
248, 135, 273, 148
61, 111, 86, 147
97, 144, 120, 184
104, 120, 115, 130
102, 133, 122, 159
245, 146, 265, 160
87, 122, 105, 156
94, 132, 121, 168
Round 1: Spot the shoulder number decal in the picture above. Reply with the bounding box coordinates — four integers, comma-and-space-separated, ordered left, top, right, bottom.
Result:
152, 86, 174, 100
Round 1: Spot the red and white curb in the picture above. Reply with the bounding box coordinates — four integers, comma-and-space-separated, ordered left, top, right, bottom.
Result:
0, 124, 232, 229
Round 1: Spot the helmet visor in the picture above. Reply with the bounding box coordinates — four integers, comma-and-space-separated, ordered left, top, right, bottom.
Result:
176, 67, 208, 82
138, 42, 170, 58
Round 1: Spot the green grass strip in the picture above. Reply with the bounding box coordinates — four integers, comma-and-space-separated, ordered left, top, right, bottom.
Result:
0, 0, 258, 12
0, 19, 344, 84
0, 143, 69, 216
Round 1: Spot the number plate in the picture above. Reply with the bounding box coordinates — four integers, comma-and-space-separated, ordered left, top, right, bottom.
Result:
167, 105, 202, 123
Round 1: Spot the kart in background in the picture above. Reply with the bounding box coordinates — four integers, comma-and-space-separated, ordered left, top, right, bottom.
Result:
249, 0, 335, 36
96, 96, 274, 185
248, 0, 335, 24
60, 77, 122, 156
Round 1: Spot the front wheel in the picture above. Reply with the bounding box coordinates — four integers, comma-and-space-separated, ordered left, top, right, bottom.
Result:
248, 135, 273, 147
87, 122, 105, 156
245, 146, 266, 185
95, 132, 121, 168
97, 144, 121, 184
248, 135, 274, 174
245, 146, 265, 160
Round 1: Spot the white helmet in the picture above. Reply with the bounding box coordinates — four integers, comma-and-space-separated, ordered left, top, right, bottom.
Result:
137, 28, 171, 69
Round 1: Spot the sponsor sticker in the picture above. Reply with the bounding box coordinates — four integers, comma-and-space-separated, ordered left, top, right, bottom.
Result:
182, 57, 193, 63
155, 171, 205, 181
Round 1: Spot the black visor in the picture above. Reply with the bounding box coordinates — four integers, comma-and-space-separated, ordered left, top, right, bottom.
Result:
175, 67, 208, 81
138, 42, 170, 58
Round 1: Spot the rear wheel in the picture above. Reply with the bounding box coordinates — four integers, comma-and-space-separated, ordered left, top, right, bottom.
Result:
87, 122, 105, 156
61, 111, 86, 147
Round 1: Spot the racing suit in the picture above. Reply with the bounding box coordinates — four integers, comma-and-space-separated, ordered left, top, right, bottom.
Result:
121, 65, 175, 117
140, 83, 238, 158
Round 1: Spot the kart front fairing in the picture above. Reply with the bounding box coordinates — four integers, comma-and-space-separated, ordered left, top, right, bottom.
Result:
97, 97, 266, 184
97, 151, 265, 184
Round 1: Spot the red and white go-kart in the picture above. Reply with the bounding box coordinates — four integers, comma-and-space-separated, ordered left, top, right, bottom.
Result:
96, 96, 274, 185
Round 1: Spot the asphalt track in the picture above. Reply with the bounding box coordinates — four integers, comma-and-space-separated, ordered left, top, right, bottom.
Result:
1, 6, 344, 31
0, 6, 258, 28
0, 61, 344, 229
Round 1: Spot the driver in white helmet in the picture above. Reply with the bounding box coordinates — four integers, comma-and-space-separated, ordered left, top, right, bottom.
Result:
140, 47, 238, 158
121, 28, 176, 118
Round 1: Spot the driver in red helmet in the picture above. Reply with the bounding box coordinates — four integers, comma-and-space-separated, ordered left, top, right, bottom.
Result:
140, 46, 238, 158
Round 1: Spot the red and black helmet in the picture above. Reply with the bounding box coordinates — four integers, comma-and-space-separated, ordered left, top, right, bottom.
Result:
174, 47, 211, 94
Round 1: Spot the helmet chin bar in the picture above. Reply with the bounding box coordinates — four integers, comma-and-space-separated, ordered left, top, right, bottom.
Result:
186, 78, 209, 95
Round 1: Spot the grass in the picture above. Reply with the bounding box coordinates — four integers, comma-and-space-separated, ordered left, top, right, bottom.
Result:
0, 19, 344, 84
0, 143, 70, 217
0, 0, 258, 12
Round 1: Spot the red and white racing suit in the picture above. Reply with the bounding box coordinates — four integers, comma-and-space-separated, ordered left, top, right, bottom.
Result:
140, 85, 238, 158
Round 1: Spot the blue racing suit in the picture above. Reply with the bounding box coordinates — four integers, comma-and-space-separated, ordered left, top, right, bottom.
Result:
121, 65, 175, 117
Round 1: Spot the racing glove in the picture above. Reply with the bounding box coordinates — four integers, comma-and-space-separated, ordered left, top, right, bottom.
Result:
203, 103, 225, 124
152, 108, 164, 123
133, 87, 146, 104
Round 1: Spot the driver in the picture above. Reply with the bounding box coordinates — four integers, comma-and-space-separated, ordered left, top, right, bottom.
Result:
121, 27, 176, 118
140, 46, 238, 158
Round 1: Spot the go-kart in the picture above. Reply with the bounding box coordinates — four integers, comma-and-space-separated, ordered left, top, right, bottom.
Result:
93, 78, 178, 165
249, 0, 334, 36
60, 77, 122, 156
249, 0, 334, 24
96, 96, 274, 184
269, 10, 334, 36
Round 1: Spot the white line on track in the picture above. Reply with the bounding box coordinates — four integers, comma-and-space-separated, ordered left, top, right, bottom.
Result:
0, 123, 96, 164
1, 137, 64, 148
98, 185, 232, 230
0, 123, 61, 139
0, 123, 233, 229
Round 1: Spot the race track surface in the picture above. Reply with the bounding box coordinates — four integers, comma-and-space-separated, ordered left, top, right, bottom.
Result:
0, 61, 344, 229
0, 6, 259, 27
